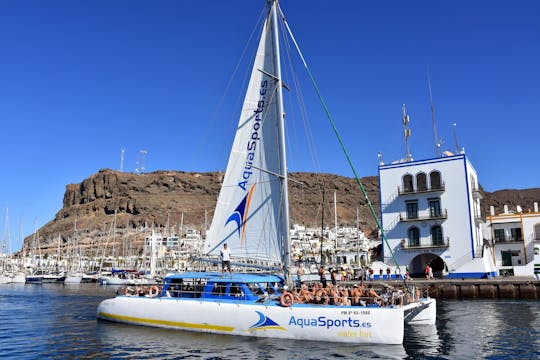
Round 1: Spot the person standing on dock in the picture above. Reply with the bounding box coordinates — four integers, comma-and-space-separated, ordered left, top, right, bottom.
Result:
220, 243, 232, 278
424, 264, 430, 279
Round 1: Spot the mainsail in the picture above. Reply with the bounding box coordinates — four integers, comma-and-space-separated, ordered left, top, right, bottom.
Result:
205, 3, 289, 266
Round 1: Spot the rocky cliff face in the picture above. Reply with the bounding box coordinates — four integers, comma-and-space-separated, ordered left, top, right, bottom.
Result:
480, 188, 540, 214
26, 169, 540, 253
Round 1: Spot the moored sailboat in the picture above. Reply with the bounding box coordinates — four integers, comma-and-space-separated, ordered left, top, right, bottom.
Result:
97, 0, 435, 344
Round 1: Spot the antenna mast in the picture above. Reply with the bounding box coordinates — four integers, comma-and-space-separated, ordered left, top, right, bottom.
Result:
452, 123, 460, 153
140, 150, 147, 174
402, 104, 412, 162
120, 149, 125, 172
427, 70, 440, 157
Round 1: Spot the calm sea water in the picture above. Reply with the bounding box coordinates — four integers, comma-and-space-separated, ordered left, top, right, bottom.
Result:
0, 283, 538, 359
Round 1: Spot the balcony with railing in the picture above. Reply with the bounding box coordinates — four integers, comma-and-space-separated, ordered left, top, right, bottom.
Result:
494, 235, 524, 244
493, 228, 523, 244
399, 209, 448, 222
471, 185, 483, 200
398, 182, 445, 196
400, 236, 450, 250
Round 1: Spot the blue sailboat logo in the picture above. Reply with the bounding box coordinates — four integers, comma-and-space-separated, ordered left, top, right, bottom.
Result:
249, 311, 286, 331
225, 184, 256, 243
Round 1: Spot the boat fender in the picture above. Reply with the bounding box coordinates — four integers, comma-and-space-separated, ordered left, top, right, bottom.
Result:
149, 285, 160, 298
280, 291, 294, 307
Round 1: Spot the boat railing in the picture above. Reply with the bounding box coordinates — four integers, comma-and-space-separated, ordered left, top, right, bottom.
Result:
118, 282, 430, 308
118, 284, 263, 303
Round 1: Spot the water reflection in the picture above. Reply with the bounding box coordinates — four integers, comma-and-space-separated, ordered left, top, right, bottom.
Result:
97, 322, 408, 359
425, 299, 540, 359
403, 324, 440, 358
1, 284, 539, 359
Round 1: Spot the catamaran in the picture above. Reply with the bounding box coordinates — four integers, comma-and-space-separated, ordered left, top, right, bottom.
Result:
97, 0, 435, 345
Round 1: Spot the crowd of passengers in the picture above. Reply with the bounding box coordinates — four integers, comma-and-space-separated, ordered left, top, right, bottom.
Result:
122, 280, 420, 308
288, 282, 415, 307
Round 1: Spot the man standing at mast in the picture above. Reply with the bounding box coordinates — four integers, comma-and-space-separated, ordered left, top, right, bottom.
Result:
221, 243, 232, 278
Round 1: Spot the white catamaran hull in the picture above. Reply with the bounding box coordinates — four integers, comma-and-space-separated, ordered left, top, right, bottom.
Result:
403, 298, 436, 325
98, 296, 406, 344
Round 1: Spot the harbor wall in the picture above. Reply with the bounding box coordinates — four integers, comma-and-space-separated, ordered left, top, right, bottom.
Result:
398, 279, 540, 300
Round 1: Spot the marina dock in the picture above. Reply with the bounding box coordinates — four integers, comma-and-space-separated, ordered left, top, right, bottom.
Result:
375, 277, 540, 300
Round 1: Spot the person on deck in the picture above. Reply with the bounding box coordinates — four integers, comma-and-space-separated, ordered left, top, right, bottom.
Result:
220, 243, 232, 278
296, 263, 305, 287
330, 268, 338, 286
299, 284, 313, 303
367, 284, 382, 305
351, 284, 366, 306
319, 265, 327, 288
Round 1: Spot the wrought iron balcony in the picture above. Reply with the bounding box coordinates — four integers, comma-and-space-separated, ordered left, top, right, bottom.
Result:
471, 185, 483, 200
398, 183, 445, 196
400, 237, 449, 249
494, 236, 523, 244
399, 209, 448, 222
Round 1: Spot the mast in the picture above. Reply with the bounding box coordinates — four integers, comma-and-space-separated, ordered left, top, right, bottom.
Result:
452, 123, 460, 153
334, 191, 337, 251
179, 212, 183, 270
150, 228, 156, 277
356, 207, 360, 266
320, 186, 325, 264
271, 1, 291, 277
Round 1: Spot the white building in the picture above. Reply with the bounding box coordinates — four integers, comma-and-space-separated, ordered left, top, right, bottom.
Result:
379, 154, 497, 278
485, 203, 540, 277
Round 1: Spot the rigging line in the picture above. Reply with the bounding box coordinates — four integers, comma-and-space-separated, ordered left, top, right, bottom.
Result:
218, 178, 281, 189
279, 7, 402, 272
189, 4, 268, 171
278, 22, 312, 226
427, 67, 440, 158
278, 15, 324, 192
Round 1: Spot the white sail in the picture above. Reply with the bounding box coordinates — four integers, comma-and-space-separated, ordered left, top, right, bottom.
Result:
205, 6, 286, 264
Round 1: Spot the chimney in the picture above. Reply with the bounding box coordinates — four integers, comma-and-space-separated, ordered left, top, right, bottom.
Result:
503, 205, 508, 214
490, 206, 495, 216
534, 202, 539, 212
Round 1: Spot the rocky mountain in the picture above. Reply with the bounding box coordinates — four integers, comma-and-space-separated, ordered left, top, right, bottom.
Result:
480, 188, 540, 214
26, 169, 539, 254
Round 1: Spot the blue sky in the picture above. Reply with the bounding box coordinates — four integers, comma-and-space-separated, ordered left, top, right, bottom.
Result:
0, 1, 538, 251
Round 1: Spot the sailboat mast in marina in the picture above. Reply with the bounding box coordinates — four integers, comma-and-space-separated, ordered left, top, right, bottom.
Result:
97, 0, 436, 345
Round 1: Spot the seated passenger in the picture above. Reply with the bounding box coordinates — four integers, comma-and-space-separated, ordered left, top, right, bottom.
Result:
336, 286, 350, 306
367, 284, 382, 305
381, 287, 393, 306
299, 284, 313, 303
292, 288, 303, 303
313, 287, 329, 305
392, 285, 404, 305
